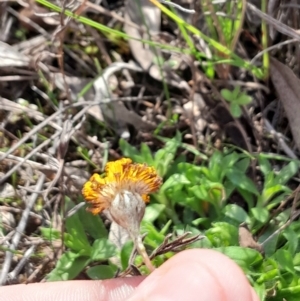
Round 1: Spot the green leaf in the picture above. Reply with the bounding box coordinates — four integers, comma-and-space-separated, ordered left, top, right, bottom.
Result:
144, 203, 166, 223
231, 86, 241, 99
256, 264, 279, 283
180, 143, 207, 160
251, 207, 269, 224
258, 224, 279, 256
261, 184, 290, 205
222, 204, 250, 224
222, 19, 233, 46
184, 195, 206, 216
235, 157, 251, 173
91, 238, 117, 261
160, 174, 190, 193
283, 228, 298, 255
223, 179, 236, 201
189, 182, 224, 205
78, 206, 107, 239
293, 252, 300, 272
252, 282, 266, 301
235, 94, 252, 105
214, 246, 263, 271
119, 139, 143, 162
199, 166, 213, 180
40, 227, 61, 241
155, 150, 175, 176
142, 222, 165, 248
226, 169, 259, 195
237, 188, 255, 208
275, 249, 296, 275
230, 102, 242, 117
140, 143, 155, 165
258, 155, 272, 176
208, 151, 223, 182
206, 222, 238, 246
86, 265, 117, 280
120, 241, 134, 270
64, 233, 91, 255
221, 88, 233, 101
154, 133, 181, 176
278, 161, 299, 184
47, 252, 90, 281
178, 162, 202, 182
221, 151, 241, 171
275, 286, 300, 301
166, 188, 189, 206
159, 220, 172, 235
267, 192, 291, 210
65, 213, 91, 254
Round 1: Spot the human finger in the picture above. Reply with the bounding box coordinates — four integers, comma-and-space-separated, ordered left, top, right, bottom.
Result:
127, 249, 260, 301
0, 276, 144, 301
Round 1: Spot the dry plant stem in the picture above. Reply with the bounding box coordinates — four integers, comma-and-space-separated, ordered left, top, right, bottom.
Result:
251, 38, 300, 65
0, 132, 61, 185
261, 210, 300, 247
44, 119, 74, 200
158, 0, 195, 13
6, 6, 48, 36
212, 80, 270, 94
119, 233, 203, 277
0, 174, 46, 286
78, 0, 141, 30
0, 106, 64, 161
260, 187, 300, 245
134, 234, 155, 272
27, 258, 52, 283
0, 151, 58, 173
264, 119, 297, 159
246, 2, 300, 41
7, 245, 36, 281
0, 102, 87, 185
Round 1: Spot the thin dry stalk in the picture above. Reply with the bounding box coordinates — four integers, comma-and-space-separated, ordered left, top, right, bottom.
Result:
0, 174, 46, 286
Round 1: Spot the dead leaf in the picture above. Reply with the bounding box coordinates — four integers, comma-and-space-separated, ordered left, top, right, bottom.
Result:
124, 0, 190, 93
0, 211, 16, 233
109, 221, 130, 251
124, 0, 160, 71
0, 183, 15, 199
0, 41, 30, 67
54, 62, 154, 138
270, 58, 300, 151
107, 220, 131, 268
239, 224, 264, 253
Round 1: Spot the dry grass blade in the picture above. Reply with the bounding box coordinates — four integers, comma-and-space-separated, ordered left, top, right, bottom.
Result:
150, 232, 204, 257
124, 0, 161, 71
117, 232, 203, 277
270, 58, 300, 152
247, 2, 300, 41
0, 41, 30, 67
0, 174, 46, 286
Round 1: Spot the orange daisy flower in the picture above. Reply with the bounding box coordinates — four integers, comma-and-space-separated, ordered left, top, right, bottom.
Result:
82, 158, 162, 215
82, 158, 162, 271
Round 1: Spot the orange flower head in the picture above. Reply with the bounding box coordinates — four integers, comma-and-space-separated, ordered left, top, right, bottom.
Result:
82, 158, 162, 235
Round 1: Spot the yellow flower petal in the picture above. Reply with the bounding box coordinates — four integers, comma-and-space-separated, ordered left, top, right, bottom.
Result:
82, 158, 162, 214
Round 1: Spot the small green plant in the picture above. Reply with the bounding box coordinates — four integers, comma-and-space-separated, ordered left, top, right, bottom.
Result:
221, 86, 252, 117
119, 137, 300, 300
42, 200, 118, 281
